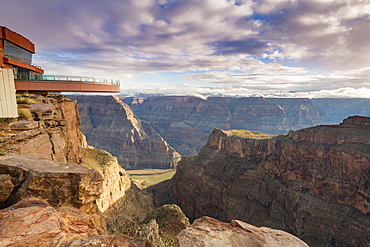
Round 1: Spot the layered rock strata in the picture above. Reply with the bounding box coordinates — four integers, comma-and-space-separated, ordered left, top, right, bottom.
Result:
0, 154, 105, 230
70, 95, 180, 169
81, 148, 155, 234
0, 96, 86, 164
0, 150, 156, 235
122, 96, 370, 155
177, 216, 308, 247
0, 197, 151, 247
122, 96, 323, 155
155, 116, 370, 246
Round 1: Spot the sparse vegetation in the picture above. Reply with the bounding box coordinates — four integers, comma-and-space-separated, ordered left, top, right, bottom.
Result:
16, 97, 37, 104
224, 129, 277, 139
130, 170, 176, 189
0, 130, 6, 137
0, 118, 16, 123
18, 108, 33, 120
0, 152, 5, 156
81, 148, 116, 172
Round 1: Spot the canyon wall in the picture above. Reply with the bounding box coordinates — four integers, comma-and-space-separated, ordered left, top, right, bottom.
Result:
69, 95, 180, 169
312, 98, 370, 124
122, 96, 368, 155
0, 96, 86, 164
0, 96, 156, 234
0, 95, 311, 246
153, 116, 370, 246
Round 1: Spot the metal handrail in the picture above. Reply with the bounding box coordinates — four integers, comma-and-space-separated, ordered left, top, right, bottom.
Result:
15, 74, 120, 86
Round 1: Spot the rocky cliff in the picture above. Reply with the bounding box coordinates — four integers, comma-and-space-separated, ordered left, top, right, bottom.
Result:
152, 116, 370, 246
0, 94, 311, 246
0, 96, 86, 164
69, 95, 180, 169
0, 95, 155, 235
81, 148, 155, 234
122, 96, 326, 155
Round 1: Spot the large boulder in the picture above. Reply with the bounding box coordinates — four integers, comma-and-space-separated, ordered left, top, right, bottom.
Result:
177, 216, 308, 247
0, 197, 152, 247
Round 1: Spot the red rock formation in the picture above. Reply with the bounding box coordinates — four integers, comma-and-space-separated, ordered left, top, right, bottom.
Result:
177, 216, 308, 247
70, 95, 180, 169
0, 197, 151, 247
0, 154, 104, 230
0, 96, 86, 164
157, 116, 370, 246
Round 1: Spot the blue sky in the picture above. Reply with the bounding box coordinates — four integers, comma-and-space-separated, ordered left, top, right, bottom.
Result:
1, 0, 370, 97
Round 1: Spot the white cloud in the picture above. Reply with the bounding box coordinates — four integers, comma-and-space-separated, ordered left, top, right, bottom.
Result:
0, 0, 369, 97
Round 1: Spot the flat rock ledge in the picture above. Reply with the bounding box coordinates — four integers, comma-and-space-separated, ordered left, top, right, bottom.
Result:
0, 154, 103, 211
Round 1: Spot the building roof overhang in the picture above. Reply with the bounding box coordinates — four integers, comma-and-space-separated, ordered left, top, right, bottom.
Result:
2, 57, 44, 74
0, 26, 35, 53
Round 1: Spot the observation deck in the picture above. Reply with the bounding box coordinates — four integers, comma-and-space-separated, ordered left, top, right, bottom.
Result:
15, 74, 121, 94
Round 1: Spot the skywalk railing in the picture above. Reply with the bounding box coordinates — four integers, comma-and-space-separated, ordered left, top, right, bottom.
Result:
15, 74, 120, 86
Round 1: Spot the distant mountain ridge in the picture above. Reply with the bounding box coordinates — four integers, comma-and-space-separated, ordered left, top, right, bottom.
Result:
122, 96, 370, 155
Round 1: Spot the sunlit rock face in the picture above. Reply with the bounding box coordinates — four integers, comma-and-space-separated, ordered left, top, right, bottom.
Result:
153, 116, 370, 246
70, 95, 180, 169
1, 97, 86, 164
0, 154, 106, 230
0, 197, 152, 247
177, 216, 309, 247
0, 198, 101, 247
81, 148, 155, 234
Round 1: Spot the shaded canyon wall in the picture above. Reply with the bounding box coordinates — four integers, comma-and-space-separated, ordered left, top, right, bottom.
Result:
152, 116, 370, 246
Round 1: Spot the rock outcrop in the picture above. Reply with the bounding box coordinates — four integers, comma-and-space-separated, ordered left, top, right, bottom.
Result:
177, 216, 308, 247
153, 116, 370, 246
81, 148, 155, 234
0, 197, 151, 247
0, 154, 106, 230
70, 95, 180, 169
123, 204, 190, 247
0, 96, 86, 164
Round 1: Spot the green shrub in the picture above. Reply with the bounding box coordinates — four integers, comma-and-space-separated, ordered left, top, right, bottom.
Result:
0, 118, 16, 123
18, 108, 33, 120
0, 130, 6, 137
16, 97, 37, 104
0, 152, 5, 156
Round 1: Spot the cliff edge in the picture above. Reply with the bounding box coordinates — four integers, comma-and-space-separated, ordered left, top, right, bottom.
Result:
153, 116, 370, 246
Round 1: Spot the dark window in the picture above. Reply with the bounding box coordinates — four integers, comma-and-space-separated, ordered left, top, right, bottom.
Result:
4, 40, 32, 65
